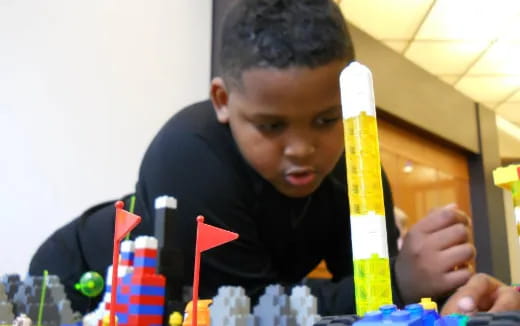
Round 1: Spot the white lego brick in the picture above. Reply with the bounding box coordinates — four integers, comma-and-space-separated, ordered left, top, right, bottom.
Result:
154, 196, 177, 210
120, 240, 135, 253
118, 266, 133, 277
135, 236, 158, 250
350, 212, 389, 259
340, 61, 377, 119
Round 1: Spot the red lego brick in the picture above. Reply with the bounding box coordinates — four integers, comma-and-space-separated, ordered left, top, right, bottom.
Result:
129, 295, 165, 305
106, 301, 129, 311
121, 259, 133, 266
134, 249, 157, 258
132, 267, 156, 275
127, 315, 162, 325
131, 273, 165, 286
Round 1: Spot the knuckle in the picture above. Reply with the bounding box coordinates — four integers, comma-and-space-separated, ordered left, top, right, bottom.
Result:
405, 230, 419, 246
454, 224, 469, 240
440, 209, 456, 223
460, 243, 475, 257
408, 239, 425, 257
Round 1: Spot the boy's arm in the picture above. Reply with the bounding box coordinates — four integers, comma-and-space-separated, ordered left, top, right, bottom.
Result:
29, 218, 91, 312
28, 202, 112, 314
29, 195, 149, 314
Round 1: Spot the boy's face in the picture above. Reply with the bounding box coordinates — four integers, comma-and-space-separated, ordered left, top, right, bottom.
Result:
211, 60, 347, 198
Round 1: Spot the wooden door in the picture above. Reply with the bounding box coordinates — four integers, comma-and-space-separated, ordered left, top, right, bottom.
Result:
378, 118, 471, 228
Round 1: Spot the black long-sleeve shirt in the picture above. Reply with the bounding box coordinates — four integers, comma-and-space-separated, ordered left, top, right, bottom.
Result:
30, 100, 401, 315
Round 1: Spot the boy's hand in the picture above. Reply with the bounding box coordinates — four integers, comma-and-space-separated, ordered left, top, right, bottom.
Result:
394, 203, 475, 303
441, 273, 520, 314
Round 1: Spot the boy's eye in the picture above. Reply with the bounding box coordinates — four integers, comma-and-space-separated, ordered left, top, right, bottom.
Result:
315, 116, 340, 126
256, 121, 286, 133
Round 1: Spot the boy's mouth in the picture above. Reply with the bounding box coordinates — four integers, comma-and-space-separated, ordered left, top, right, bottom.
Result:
285, 169, 316, 186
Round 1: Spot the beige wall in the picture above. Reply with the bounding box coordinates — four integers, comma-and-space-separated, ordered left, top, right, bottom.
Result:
499, 129, 520, 161
350, 24, 482, 153
351, 23, 520, 161
0, 0, 212, 275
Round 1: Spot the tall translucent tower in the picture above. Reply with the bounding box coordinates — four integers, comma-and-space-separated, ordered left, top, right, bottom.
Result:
340, 62, 392, 315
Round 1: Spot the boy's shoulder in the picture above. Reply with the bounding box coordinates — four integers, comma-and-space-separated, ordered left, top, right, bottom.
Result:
148, 100, 235, 158
141, 99, 257, 192
151, 99, 235, 154
165, 100, 217, 134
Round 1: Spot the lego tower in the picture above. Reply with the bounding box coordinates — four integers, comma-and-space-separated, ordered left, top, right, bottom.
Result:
339, 62, 393, 315
493, 164, 520, 243
83, 236, 166, 326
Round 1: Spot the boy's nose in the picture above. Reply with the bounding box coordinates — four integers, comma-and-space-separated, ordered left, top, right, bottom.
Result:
284, 139, 315, 159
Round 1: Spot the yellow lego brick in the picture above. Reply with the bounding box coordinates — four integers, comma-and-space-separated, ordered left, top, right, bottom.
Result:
493, 164, 520, 189
353, 254, 393, 315
420, 297, 438, 312
169, 311, 183, 326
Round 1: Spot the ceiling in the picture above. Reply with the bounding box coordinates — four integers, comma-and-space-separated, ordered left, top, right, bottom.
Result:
338, 0, 520, 151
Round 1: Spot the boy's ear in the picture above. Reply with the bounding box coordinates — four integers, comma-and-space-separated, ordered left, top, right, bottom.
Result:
210, 77, 230, 123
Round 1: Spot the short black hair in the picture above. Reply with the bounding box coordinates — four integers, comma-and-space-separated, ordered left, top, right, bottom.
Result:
218, 0, 355, 88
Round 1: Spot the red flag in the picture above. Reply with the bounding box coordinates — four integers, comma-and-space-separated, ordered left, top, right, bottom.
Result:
114, 201, 141, 242
191, 215, 238, 326
196, 215, 238, 252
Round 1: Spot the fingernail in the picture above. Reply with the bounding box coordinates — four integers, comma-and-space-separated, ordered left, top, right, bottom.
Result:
444, 203, 457, 210
457, 296, 475, 313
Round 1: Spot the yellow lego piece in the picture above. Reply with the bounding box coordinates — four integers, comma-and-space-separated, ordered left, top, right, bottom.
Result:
102, 314, 117, 326
419, 297, 438, 312
353, 254, 393, 315
183, 299, 212, 326
169, 311, 183, 326
493, 164, 520, 189
344, 113, 385, 216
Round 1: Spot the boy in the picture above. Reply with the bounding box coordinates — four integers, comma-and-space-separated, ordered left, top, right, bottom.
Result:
30, 0, 518, 316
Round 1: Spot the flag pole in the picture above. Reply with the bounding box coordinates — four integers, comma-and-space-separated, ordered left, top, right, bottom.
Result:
110, 201, 124, 326
110, 235, 120, 326
37, 270, 48, 326
191, 215, 204, 326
